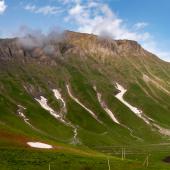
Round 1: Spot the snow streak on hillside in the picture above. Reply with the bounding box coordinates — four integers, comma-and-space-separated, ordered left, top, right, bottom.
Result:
52, 89, 79, 144
66, 84, 102, 124
115, 83, 150, 124
17, 105, 31, 125
17, 104, 60, 139
93, 86, 141, 140
17, 105, 37, 130
53, 89, 67, 113
35, 96, 66, 123
93, 86, 120, 124
115, 82, 170, 137
35, 94, 79, 144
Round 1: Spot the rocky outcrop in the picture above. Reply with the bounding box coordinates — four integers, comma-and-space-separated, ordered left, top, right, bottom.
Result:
0, 30, 158, 64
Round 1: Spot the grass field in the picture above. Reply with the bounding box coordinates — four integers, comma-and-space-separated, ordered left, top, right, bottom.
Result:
1, 144, 170, 170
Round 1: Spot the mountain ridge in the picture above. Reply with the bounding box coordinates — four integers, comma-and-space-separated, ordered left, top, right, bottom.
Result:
0, 30, 168, 64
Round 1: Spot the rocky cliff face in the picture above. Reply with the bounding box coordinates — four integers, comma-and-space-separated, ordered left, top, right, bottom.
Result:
65, 31, 149, 56
0, 38, 23, 60
0, 31, 153, 63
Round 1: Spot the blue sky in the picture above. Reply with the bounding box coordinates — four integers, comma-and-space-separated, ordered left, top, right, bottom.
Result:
0, 0, 170, 61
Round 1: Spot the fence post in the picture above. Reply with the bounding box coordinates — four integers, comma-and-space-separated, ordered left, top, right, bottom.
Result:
124, 148, 126, 159
122, 148, 124, 160
143, 154, 150, 168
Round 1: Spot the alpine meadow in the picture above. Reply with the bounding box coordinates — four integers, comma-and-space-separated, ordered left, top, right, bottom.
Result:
1, 0, 170, 170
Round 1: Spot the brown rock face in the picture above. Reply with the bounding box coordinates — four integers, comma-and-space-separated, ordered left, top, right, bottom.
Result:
64, 31, 148, 57
0, 38, 24, 60
0, 30, 153, 63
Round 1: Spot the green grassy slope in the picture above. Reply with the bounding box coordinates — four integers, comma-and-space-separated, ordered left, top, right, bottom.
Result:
0, 31, 170, 169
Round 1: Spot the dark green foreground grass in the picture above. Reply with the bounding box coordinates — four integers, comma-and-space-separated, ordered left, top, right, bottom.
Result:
1, 146, 170, 170
0, 147, 129, 170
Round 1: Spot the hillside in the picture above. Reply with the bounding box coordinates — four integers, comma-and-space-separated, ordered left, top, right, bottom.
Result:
0, 31, 170, 169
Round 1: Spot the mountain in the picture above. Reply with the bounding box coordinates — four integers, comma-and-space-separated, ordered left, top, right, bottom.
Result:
0, 31, 170, 170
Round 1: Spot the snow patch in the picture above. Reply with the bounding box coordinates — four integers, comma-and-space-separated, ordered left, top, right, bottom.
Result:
36, 92, 80, 144
115, 82, 170, 137
115, 83, 150, 124
17, 105, 33, 127
94, 86, 120, 124
105, 108, 120, 124
35, 96, 61, 119
52, 89, 80, 144
66, 84, 102, 123
154, 124, 170, 136
53, 89, 67, 112
17, 105, 51, 135
94, 86, 141, 140
35, 96, 69, 125
27, 142, 53, 149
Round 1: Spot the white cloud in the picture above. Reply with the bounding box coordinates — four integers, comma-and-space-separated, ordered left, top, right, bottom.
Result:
23, 0, 170, 61
66, 1, 151, 42
143, 40, 170, 61
25, 5, 36, 12
69, 3, 83, 15
25, 4, 63, 15
0, 0, 7, 14
134, 22, 148, 30
58, 0, 76, 4
63, 1, 170, 61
